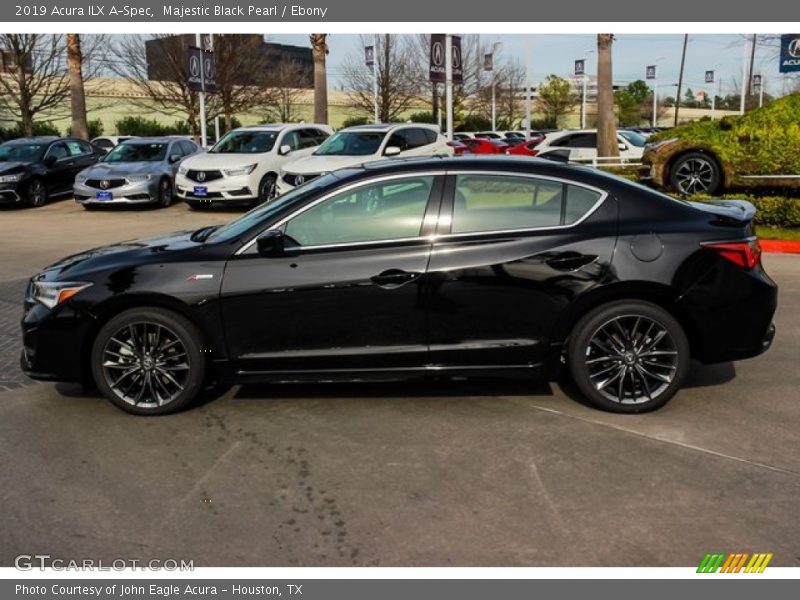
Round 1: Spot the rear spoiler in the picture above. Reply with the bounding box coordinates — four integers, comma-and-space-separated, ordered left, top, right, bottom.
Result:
689, 199, 757, 226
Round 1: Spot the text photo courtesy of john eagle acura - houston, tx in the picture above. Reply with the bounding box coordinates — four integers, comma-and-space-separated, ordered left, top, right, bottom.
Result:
1, 23, 799, 580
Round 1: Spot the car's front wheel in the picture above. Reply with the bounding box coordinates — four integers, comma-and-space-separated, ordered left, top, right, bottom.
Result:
257, 174, 277, 204
567, 301, 690, 413
27, 178, 48, 207
157, 177, 173, 207
90, 308, 206, 415
669, 152, 721, 195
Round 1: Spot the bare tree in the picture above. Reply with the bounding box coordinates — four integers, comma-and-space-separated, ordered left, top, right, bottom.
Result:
310, 34, 329, 124
341, 34, 420, 122
261, 60, 306, 123
67, 34, 89, 139
596, 34, 619, 158
110, 34, 206, 137
0, 34, 69, 136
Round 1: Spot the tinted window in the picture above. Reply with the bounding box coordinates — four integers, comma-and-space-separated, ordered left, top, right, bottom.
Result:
386, 130, 409, 150
104, 143, 168, 162
451, 175, 603, 233
282, 130, 302, 151
93, 138, 114, 149
618, 130, 647, 147
567, 133, 597, 148
314, 131, 385, 156
0, 142, 46, 163
285, 176, 434, 246
298, 128, 323, 149
46, 143, 69, 160
210, 130, 277, 154
405, 128, 432, 149
423, 129, 438, 144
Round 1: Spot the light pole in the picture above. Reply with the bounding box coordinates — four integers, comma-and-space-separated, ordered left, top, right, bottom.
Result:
485, 41, 502, 132
445, 34, 453, 141
648, 57, 665, 127
195, 33, 207, 147
578, 49, 594, 129
707, 63, 721, 120
373, 34, 379, 124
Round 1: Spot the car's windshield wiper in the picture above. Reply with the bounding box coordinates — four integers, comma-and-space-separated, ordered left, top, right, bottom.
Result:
190, 225, 219, 242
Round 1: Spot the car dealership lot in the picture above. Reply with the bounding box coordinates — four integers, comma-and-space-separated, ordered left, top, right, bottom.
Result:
1, 199, 798, 567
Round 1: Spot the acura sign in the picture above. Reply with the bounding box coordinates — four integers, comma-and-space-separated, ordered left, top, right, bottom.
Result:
187, 46, 217, 92
779, 34, 800, 73
429, 34, 463, 84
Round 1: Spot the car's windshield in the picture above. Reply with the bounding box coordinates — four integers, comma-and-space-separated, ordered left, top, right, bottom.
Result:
0, 142, 46, 163
209, 130, 278, 154
104, 142, 168, 162
313, 131, 386, 156
619, 130, 648, 147
205, 174, 338, 244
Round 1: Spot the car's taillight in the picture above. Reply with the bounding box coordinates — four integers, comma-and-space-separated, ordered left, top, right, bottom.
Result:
703, 239, 761, 270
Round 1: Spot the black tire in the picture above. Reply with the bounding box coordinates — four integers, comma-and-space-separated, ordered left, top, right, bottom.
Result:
257, 174, 277, 204
90, 307, 206, 415
668, 152, 721, 195
157, 177, 173, 208
27, 178, 48, 207
567, 300, 690, 414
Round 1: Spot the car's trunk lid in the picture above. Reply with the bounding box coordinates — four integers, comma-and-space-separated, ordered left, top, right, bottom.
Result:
688, 199, 757, 228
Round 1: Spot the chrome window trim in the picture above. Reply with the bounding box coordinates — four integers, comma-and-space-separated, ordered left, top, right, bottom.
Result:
235, 168, 609, 255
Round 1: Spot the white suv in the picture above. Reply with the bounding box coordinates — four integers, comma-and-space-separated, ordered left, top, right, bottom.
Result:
276, 123, 452, 195
176, 123, 332, 208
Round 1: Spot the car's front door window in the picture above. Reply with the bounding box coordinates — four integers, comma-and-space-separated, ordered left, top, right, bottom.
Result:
284, 176, 435, 247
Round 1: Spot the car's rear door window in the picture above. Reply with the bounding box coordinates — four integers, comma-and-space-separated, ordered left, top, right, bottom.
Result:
285, 176, 435, 247
451, 174, 602, 233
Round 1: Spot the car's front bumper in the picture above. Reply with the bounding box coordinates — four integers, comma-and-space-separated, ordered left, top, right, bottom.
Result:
0, 182, 25, 204
175, 173, 256, 202
74, 180, 159, 205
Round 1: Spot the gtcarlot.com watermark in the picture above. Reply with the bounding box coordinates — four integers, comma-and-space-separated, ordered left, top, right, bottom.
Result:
14, 554, 194, 571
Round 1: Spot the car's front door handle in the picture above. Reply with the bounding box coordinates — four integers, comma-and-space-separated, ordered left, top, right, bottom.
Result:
545, 252, 598, 271
370, 269, 420, 289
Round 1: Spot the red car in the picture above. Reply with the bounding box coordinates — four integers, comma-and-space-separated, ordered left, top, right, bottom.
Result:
447, 140, 470, 155
508, 139, 545, 157
462, 138, 509, 155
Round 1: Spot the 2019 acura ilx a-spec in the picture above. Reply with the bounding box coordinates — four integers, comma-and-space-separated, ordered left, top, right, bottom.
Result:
21, 156, 777, 415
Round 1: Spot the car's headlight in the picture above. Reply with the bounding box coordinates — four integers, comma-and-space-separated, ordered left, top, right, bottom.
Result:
126, 174, 151, 183
31, 281, 93, 309
223, 164, 257, 177
0, 173, 23, 183
178, 166, 188, 175
74, 173, 88, 183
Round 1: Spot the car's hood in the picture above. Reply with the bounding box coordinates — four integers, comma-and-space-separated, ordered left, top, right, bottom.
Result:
36, 229, 204, 281
181, 153, 270, 170
82, 162, 164, 177
284, 154, 373, 175
0, 162, 30, 174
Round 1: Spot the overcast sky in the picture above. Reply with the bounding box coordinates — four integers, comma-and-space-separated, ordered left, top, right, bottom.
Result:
271, 33, 789, 97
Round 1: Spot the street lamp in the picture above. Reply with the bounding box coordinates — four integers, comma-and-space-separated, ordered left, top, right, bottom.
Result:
647, 56, 665, 128
484, 41, 503, 132
577, 49, 594, 129
706, 63, 722, 120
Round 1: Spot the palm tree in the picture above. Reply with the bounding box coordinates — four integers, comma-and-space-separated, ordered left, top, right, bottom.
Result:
596, 34, 619, 159
67, 34, 89, 140
309, 34, 329, 124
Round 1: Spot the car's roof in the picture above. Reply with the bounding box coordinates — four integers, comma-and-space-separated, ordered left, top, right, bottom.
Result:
341, 123, 441, 133
119, 136, 188, 144
4, 136, 59, 144
236, 123, 327, 132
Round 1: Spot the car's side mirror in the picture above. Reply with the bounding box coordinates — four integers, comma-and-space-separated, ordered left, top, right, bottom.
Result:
618, 142, 628, 151
384, 146, 401, 157
44, 155, 57, 167
256, 230, 299, 258
169, 154, 181, 163
278, 144, 292, 156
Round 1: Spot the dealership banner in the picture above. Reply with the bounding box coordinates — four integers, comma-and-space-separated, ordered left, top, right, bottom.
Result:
2, 579, 797, 600
779, 34, 800, 73
2, 0, 796, 21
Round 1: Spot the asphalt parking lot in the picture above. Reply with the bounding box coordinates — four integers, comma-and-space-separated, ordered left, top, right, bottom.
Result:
1, 198, 799, 567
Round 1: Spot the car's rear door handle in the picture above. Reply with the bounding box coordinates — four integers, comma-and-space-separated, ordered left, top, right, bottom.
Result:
545, 252, 598, 271
370, 269, 420, 289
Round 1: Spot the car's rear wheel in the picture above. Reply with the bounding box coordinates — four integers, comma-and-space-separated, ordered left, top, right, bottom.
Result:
90, 308, 206, 415
158, 177, 173, 207
568, 301, 690, 413
669, 152, 721, 195
27, 178, 48, 207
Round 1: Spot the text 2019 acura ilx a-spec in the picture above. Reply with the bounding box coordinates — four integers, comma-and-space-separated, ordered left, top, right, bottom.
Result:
21, 156, 777, 415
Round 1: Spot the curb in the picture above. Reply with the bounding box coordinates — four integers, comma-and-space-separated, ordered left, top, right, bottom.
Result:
761, 240, 800, 254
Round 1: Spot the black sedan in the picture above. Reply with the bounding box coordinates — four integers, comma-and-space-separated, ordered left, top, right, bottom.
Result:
21, 157, 777, 415
0, 136, 104, 207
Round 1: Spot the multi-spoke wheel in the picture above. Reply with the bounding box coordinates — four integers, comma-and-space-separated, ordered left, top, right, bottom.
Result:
568, 301, 690, 413
669, 152, 721, 195
27, 178, 48, 207
91, 308, 205, 415
257, 174, 277, 204
157, 177, 173, 207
